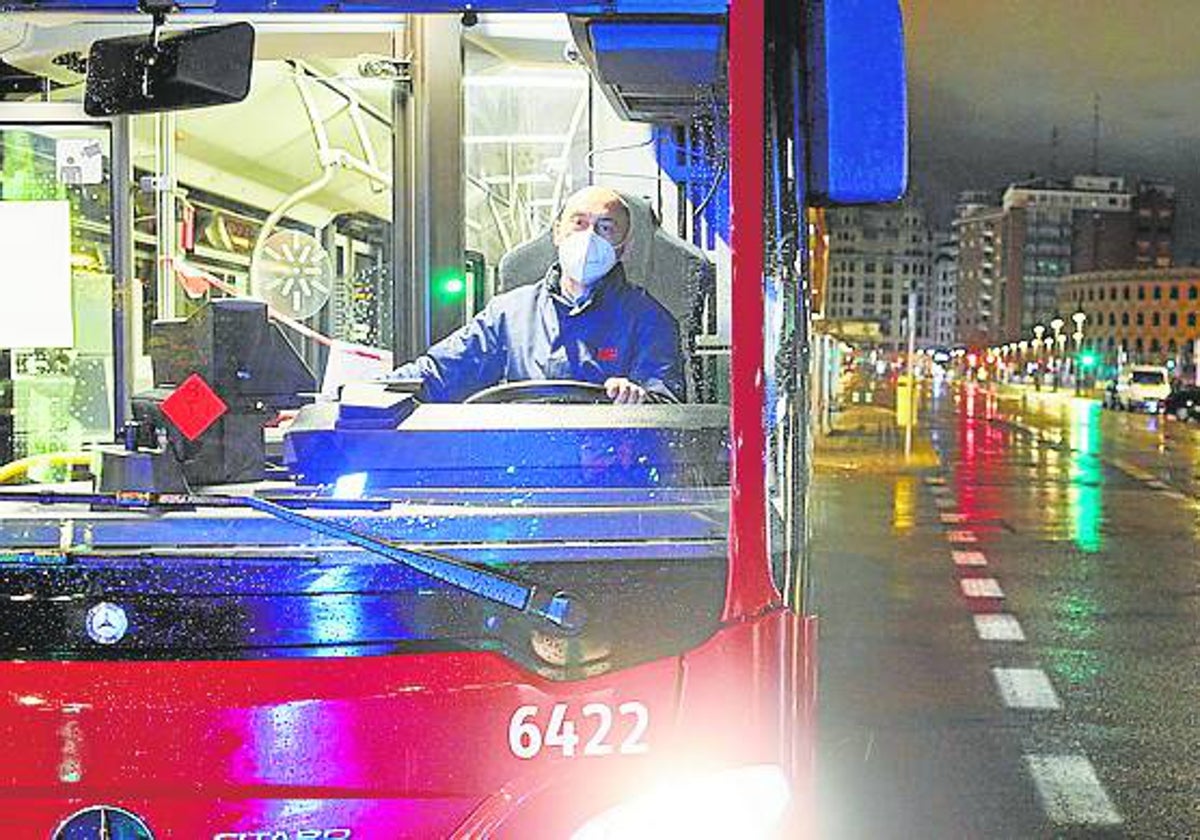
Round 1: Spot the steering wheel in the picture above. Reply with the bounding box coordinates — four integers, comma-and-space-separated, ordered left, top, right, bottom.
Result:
463, 379, 678, 405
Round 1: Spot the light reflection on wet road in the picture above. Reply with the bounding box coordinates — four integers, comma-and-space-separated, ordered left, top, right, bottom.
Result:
813, 382, 1200, 839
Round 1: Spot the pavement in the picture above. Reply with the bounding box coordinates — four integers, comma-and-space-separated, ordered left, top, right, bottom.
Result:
815, 402, 941, 474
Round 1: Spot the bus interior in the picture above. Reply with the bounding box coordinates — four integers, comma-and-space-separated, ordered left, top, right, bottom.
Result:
0, 8, 737, 675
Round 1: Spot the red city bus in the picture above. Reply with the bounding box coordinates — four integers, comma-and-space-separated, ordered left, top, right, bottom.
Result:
0, 0, 905, 836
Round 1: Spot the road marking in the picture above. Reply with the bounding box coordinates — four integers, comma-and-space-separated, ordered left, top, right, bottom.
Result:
930, 485, 951, 496
935, 497, 955, 509
993, 667, 1061, 709
1145, 479, 1168, 491
1025, 754, 1123, 826
974, 614, 1025, 641
961, 577, 1004, 598
947, 530, 978, 543
952, 550, 988, 567
924, 476, 946, 486
940, 512, 967, 524
1163, 489, 1188, 501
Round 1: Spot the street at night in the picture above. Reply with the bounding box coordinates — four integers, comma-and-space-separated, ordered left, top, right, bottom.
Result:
814, 383, 1199, 838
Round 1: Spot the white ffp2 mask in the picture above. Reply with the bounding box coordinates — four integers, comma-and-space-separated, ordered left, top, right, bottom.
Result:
558, 230, 618, 287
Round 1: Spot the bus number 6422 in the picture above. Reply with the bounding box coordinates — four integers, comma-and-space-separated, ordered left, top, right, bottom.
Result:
507, 702, 649, 760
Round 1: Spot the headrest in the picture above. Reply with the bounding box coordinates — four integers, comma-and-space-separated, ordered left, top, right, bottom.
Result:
496, 191, 712, 336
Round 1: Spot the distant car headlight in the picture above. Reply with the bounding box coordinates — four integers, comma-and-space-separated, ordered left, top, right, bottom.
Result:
570, 764, 791, 840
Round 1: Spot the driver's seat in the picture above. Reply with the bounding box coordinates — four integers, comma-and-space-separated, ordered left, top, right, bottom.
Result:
496, 193, 714, 401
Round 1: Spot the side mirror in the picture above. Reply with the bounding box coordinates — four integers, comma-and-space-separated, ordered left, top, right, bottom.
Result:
84, 22, 254, 117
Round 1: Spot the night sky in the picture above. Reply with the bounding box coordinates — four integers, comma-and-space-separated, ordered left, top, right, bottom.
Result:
902, 0, 1200, 260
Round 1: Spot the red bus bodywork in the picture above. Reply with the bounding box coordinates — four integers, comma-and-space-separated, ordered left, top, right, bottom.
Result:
2, 613, 814, 836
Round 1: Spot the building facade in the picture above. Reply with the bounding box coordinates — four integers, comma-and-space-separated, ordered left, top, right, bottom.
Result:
1057, 267, 1200, 367
952, 199, 1002, 347
931, 230, 957, 347
954, 175, 1176, 347
824, 203, 933, 352
1000, 175, 1132, 340
1132, 181, 1175, 269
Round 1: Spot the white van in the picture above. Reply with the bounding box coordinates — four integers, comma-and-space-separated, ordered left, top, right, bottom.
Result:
1114, 365, 1171, 412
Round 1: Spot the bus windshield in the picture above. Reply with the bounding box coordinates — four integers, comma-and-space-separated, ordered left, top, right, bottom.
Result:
0, 11, 733, 678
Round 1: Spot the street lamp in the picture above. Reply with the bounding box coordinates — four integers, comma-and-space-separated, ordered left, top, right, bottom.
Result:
1050, 317, 1065, 390
1033, 324, 1046, 390
1072, 311, 1087, 395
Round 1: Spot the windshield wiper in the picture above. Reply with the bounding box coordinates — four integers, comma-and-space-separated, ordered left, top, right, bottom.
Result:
0, 489, 586, 632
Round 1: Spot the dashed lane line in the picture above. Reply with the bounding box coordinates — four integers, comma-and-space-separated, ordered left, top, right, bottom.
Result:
940, 512, 968, 524
938, 414, 1124, 831
960, 577, 1004, 599
947, 530, 978, 544
952, 550, 988, 567
992, 667, 1061, 709
974, 614, 1025, 642
1025, 754, 1123, 826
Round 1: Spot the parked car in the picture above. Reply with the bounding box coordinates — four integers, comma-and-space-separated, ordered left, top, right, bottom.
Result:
1112, 365, 1171, 412
1165, 385, 1200, 421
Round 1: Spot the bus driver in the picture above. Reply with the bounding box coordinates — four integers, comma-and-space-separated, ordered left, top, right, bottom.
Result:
390, 186, 684, 404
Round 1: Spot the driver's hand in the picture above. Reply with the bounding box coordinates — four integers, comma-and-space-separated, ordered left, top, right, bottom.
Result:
604, 377, 648, 405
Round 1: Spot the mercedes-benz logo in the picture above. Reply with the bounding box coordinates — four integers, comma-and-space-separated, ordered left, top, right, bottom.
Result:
53, 805, 154, 839
85, 602, 129, 645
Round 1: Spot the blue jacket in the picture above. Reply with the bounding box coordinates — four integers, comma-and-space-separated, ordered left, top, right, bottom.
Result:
391, 264, 684, 402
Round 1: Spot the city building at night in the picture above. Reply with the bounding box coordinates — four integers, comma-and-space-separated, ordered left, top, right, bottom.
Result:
1057, 267, 1200, 368
824, 202, 934, 352
932, 230, 957, 347
952, 193, 1002, 347
999, 175, 1131, 340
1131, 180, 1175, 269
952, 175, 1176, 347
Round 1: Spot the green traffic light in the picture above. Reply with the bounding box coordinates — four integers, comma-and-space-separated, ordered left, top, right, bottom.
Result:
1079, 352, 1097, 369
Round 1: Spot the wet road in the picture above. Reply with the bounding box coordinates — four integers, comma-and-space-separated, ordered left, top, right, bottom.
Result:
813, 382, 1200, 839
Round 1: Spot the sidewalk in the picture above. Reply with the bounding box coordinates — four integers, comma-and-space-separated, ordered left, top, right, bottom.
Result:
814, 403, 940, 473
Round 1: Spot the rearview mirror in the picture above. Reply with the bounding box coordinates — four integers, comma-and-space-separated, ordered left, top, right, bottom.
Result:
84, 22, 254, 117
